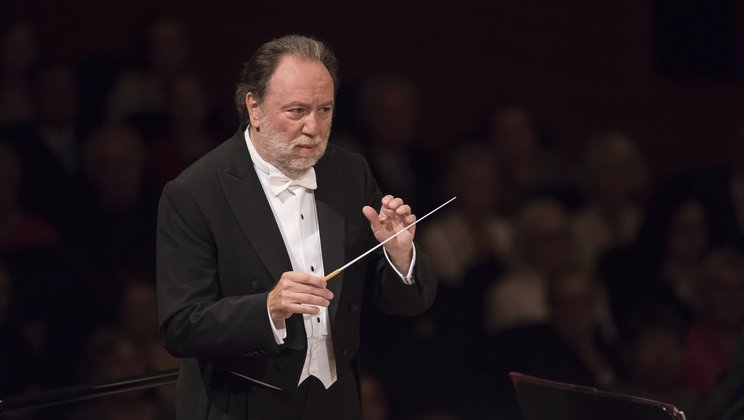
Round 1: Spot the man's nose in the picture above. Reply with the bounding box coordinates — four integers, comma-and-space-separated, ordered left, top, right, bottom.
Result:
301, 113, 321, 137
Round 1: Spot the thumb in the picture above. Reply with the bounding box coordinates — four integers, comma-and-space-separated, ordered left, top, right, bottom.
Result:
362, 205, 379, 226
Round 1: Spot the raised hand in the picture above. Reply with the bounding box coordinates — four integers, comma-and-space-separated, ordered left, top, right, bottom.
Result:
362, 195, 416, 273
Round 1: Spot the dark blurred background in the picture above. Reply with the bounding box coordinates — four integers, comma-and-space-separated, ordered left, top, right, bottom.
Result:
1, 1, 744, 419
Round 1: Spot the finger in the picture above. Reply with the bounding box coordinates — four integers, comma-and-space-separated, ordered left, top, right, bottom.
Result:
403, 214, 416, 225
282, 272, 329, 289
362, 205, 380, 226
283, 292, 331, 307
394, 204, 411, 217
285, 283, 334, 300
277, 278, 333, 303
384, 197, 405, 211
379, 199, 403, 222
381, 195, 394, 206
284, 303, 322, 316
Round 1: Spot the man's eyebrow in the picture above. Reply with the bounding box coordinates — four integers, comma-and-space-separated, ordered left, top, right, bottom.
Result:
280, 100, 335, 108
280, 101, 308, 109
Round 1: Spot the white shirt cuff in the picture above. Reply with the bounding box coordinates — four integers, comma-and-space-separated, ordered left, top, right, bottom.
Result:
383, 245, 417, 285
266, 298, 287, 344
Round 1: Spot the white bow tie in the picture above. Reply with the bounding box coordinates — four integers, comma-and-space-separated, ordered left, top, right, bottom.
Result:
267, 168, 317, 196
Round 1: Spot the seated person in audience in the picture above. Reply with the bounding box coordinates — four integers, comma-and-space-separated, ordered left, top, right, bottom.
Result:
420, 143, 512, 288
573, 130, 647, 270
483, 197, 579, 332
353, 74, 434, 210
598, 191, 721, 337
68, 327, 173, 420
78, 125, 158, 272
487, 105, 566, 215
2, 59, 87, 238
0, 143, 59, 250
615, 306, 697, 414
683, 247, 744, 396
147, 72, 222, 189
484, 271, 619, 419
105, 16, 191, 124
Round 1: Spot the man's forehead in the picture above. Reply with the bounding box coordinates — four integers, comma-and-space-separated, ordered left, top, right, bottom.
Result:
265, 55, 334, 98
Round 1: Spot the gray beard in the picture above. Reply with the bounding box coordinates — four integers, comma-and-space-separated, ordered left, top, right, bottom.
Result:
258, 120, 329, 179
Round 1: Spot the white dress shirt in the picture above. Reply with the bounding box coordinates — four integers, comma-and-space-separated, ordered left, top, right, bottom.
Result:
244, 128, 415, 389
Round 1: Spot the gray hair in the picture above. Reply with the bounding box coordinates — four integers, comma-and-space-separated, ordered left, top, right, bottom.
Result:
234, 35, 339, 126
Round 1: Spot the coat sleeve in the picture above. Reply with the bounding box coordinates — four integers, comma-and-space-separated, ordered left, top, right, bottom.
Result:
354, 153, 438, 316
156, 178, 280, 359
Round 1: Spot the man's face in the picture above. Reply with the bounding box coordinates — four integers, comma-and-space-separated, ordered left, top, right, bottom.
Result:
248, 55, 334, 178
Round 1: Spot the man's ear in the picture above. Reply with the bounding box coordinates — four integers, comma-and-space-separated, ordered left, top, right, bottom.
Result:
246, 93, 261, 129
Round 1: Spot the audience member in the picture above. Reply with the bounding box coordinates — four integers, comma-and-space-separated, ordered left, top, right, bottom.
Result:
1, 59, 88, 238
67, 327, 171, 420
117, 273, 178, 373
487, 105, 566, 215
353, 74, 435, 209
483, 197, 578, 332
615, 307, 697, 414
598, 190, 723, 338
0, 143, 59, 250
147, 72, 221, 189
78, 125, 157, 272
573, 130, 647, 270
117, 274, 179, 415
105, 16, 191, 125
484, 271, 619, 419
420, 143, 512, 287
682, 247, 744, 396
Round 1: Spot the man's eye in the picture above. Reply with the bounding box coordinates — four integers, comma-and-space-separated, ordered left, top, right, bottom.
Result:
319, 107, 333, 114
288, 108, 304, 115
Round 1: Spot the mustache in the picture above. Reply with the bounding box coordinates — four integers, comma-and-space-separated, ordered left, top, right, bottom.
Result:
292, 135, 326, 146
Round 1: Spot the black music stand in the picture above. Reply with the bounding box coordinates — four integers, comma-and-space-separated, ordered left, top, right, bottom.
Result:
510, 372, 686, 420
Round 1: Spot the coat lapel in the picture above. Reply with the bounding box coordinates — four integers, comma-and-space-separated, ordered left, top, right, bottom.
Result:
217, 131, 292, 291
218, 130, 348, 328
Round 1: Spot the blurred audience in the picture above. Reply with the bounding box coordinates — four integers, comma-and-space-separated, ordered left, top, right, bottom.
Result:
615, 307, 697, 414
598, 190, 723, 338
484, 271, 619, 419
0, 143, 59, 250
67, 327, 173, 420
0, 21, 38, 125
78, 125, 157, 273
716, 328, 744, 420
118, 274, 180, 414
0, 264, 40, 398
682, 247, 744, 396
353, 74, 435, 209
147, 72, 221, 189
573, 130, 647, 270
483, 197, 578, 332
487, 105, 566, 215
361, 372, 389, 420
106, 16, 191, 126
420, 143, 512, 287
